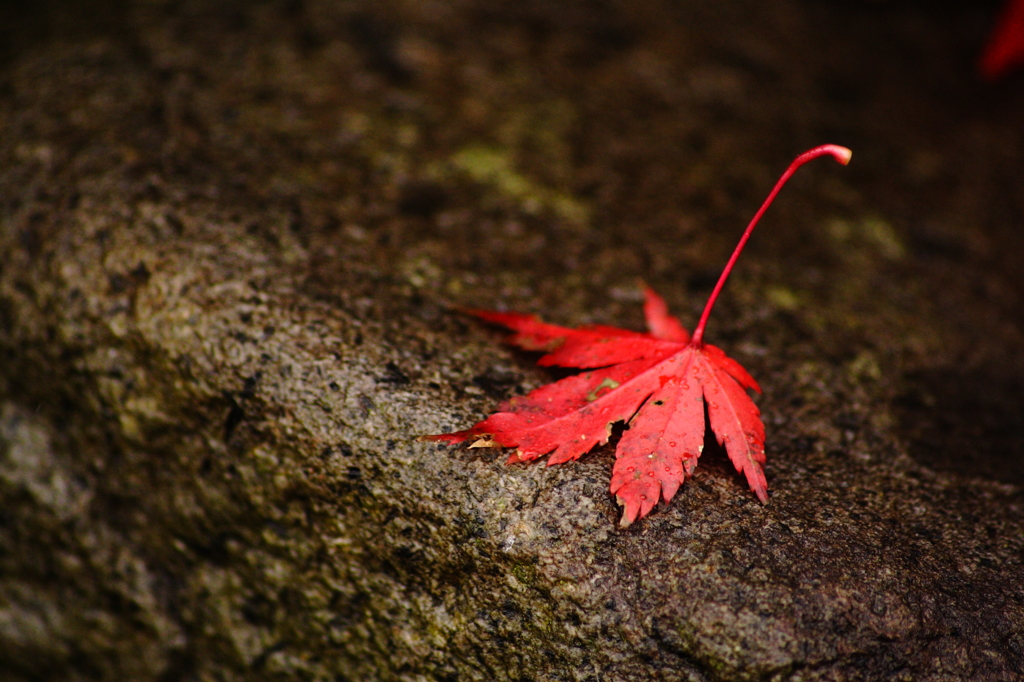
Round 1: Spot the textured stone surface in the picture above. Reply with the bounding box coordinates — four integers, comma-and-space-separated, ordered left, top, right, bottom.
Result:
2, 1, 1024, 680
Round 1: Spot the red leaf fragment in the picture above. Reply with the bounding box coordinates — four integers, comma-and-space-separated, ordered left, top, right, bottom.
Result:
642, 285, 690, 343
980, 0, 1024, 80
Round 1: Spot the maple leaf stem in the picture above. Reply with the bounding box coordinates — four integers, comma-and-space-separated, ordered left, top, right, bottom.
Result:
690, 144, 852, 347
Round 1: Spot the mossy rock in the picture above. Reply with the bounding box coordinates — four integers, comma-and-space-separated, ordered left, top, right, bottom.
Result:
2, 1, 1023, 680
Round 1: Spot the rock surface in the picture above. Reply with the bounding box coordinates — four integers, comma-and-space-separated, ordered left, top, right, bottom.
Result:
2, 1, 1024, 680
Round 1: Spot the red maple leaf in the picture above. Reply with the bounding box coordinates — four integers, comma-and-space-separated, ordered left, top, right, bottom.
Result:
428, 145, 852, 525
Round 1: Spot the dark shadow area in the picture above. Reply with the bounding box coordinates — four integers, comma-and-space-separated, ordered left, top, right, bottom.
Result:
897, 367, 1024, 485
0, 0, 129, 66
